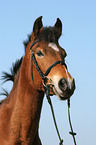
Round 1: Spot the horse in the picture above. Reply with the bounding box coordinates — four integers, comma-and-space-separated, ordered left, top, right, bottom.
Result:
0, 16, 75, 145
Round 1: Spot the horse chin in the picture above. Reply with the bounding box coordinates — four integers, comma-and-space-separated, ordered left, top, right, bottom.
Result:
53, 86, 72, 101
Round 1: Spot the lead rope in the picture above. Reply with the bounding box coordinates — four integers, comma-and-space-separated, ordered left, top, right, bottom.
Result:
45, 85, 77, 145
67, 99, 77, 145
44, 85, 63, 145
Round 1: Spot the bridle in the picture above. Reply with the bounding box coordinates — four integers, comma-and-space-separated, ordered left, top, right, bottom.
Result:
30, 40, 67, 83
30, 40, 77, 145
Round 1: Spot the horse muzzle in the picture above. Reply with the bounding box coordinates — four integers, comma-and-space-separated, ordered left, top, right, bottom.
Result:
53, 77, 75, 100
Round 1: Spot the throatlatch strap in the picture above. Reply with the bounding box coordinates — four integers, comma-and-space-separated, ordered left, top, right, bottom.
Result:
30, 40, 45, 80
67, 99, 77, 145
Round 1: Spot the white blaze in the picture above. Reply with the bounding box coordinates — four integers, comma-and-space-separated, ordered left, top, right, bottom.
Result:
65, 66, 73, 90
48, 43, 59, 52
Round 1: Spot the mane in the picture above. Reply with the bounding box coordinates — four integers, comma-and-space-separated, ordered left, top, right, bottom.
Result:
23, 34, 31, 52
2, 57, 23, 83
0, 88, 9, 104
0, 57, 23, 99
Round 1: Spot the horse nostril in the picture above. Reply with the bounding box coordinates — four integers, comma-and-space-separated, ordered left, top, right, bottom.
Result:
58, 78, 68, 91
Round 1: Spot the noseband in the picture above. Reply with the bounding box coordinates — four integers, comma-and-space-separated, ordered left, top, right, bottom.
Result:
30, 40, 77, 145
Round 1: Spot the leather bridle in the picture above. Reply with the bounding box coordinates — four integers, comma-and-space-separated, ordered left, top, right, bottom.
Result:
30, 40, 67, 83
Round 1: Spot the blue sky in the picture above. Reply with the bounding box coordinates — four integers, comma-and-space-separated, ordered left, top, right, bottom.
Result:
0, 0, 96, 145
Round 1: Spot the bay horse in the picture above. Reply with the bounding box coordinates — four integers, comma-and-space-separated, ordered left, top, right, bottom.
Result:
0, 16, 75, 145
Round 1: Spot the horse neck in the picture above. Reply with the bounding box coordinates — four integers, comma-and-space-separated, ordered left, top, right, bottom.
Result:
17, 45, 44, 118
9, 45, 44, 141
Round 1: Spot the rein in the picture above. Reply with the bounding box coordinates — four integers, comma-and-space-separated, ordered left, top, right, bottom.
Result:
30, 40, 77, 145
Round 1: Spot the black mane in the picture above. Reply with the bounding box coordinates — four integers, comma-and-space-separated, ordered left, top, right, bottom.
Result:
2, 57, 23, 83
0, 57, 23, 98
23, 34, 31, 52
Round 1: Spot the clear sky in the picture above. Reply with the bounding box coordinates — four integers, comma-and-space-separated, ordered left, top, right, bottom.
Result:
0, 0, 96, 145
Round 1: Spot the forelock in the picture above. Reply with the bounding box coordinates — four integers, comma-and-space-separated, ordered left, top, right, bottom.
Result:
37, 27, 60, 43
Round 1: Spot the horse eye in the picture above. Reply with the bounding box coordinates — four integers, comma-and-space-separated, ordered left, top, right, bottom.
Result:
36, 50, 44, 57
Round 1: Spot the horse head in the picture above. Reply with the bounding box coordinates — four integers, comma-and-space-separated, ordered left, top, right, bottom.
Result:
28, 16, 75, 100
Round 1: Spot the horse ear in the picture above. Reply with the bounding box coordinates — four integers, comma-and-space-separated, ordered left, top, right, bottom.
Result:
54, 18, 62, 38
33, 16, 43, 38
